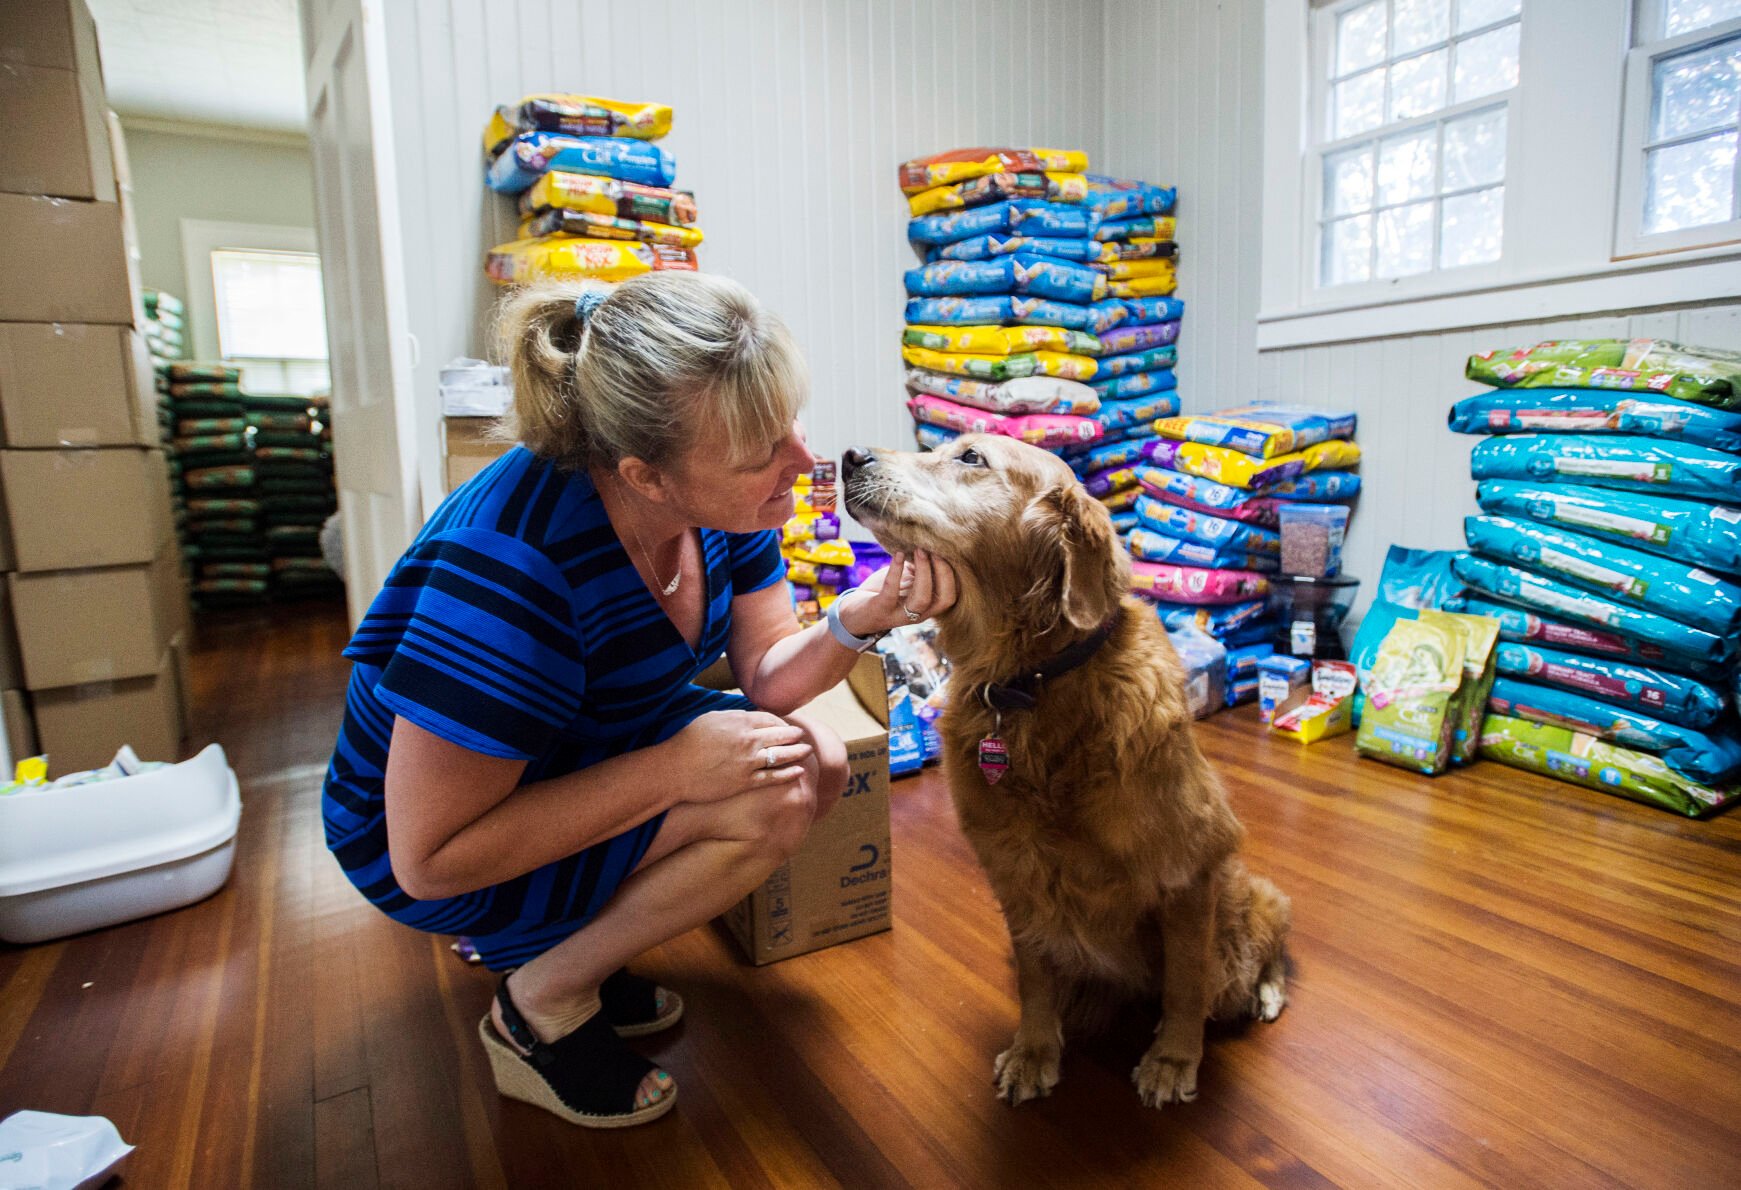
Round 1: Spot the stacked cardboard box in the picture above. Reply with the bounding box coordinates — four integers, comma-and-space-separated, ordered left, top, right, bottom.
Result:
0, 0, 190, 775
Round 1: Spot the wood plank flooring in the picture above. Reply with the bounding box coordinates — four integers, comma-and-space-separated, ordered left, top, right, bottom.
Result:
2, 600, 1738, 1187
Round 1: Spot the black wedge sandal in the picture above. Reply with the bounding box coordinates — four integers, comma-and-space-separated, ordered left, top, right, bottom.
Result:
600, 967, 685, 1038
478, 978, 677, 1128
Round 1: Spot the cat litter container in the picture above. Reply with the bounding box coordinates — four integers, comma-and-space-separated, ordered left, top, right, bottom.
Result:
0, 744, 241, 944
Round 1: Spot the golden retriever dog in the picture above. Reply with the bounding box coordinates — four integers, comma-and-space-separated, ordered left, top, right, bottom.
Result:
841, 433, 1289, 1108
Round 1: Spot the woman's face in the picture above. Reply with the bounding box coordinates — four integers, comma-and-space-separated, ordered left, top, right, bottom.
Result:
667, 419, 816, 533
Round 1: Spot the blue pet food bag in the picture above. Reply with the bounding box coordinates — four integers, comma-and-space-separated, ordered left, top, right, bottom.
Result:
1476, 480, 1741, 575
1469, 433, 1741, 502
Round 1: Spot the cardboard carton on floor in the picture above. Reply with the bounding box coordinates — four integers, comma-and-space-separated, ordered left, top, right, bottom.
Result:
0, 0, 107, 77
0, 58, 116, 202
0, 324, 157, 448
0, 192, 136, 324
444, 416, 511, 491
0, 447, 170, 572
1, 688, 37, 766
699, 652, 894, 964
30, 633, 188, 777
9, 549, 182, 691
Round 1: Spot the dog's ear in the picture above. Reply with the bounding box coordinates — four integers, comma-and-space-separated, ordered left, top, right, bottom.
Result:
1021, 482, 1131, 631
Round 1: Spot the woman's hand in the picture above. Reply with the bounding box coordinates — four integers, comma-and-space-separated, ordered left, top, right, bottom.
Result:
664, 710, 813, 801
837, 550, 959, 638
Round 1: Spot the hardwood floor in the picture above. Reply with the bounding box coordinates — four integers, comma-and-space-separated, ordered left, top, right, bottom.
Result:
2, 600, 1738, 1187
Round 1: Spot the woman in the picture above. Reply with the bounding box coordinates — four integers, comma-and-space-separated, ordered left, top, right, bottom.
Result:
322, 273, 956, 1128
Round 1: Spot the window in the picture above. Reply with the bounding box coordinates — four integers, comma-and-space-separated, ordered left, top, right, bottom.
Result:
210, 248, 331, 397
1619, 2, 1741, 252
1314, 0, 1522, 286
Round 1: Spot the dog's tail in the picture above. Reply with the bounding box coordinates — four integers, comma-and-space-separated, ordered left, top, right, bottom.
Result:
1209, 859, 1291, 1022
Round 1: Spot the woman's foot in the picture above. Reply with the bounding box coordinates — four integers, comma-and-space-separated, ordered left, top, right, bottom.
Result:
599, 967, 685, 1038
483, 975, 674, 1125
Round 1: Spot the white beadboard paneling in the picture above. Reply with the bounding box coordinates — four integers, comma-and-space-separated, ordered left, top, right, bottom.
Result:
382, 0, 1108, 514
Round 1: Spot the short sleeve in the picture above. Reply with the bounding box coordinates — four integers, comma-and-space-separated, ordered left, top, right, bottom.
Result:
728, 528, 787, 596
343, 528, 584, 759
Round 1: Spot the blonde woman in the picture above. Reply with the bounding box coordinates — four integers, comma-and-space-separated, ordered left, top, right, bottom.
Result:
322, 274, 956, 1127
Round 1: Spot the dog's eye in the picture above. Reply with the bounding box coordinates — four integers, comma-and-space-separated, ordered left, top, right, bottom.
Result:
957, 448, 987, 467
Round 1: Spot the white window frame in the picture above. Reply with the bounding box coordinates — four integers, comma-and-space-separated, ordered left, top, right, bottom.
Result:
1614, 8, 1741, 257
1260, 0, 1741, 350
1307, 0, 1521, 294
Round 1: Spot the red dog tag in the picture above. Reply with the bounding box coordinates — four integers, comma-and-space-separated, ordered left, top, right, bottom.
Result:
978, 735, 1010, 784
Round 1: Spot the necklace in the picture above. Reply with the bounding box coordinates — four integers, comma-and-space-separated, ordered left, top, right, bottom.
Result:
627, 520, 681, 597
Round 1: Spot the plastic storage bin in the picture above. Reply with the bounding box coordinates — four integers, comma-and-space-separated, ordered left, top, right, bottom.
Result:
0, 745, 241, 944
1278, 503, 1350, 578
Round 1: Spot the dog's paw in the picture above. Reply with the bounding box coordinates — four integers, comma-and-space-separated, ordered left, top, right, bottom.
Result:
1131, 1052, 1199, 1108
1256, 977, 1287, 1022
992, 1043, 1061, 1106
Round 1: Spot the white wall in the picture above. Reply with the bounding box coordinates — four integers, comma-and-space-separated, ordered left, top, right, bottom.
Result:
1102, 0, 1741, 622
122, 121, 318, 340
381, 0, 1109, 516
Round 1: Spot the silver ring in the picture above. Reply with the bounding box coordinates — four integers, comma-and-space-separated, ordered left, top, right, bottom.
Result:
900, 602, 922, 622
762, 746, 778, 769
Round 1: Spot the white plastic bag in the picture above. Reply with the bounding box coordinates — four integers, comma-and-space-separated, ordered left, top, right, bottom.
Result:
0, 1111, 132, 1190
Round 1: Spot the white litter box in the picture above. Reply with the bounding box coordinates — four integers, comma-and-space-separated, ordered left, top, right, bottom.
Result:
0, 744, 241, 944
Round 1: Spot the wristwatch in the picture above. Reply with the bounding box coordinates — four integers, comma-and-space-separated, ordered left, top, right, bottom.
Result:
825, 589, 883, 653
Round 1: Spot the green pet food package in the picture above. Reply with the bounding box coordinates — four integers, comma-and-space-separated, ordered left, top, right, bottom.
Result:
1356, 617, 1465, 775
1478, 714, 1740, 818
1419, 609, 1501, 767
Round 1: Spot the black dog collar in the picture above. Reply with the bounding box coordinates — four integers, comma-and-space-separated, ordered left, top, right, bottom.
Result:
977, 611, 1122, 714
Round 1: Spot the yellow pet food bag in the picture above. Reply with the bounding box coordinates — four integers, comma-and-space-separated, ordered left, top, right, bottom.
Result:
484, 237, 697, 285
902, 324, 1101, 357
484, 93, 674, 156
898, 147, 1090, 194
1106, 271, 1178, 298
519, 209, 704, 248
1099, 257, 1178, 281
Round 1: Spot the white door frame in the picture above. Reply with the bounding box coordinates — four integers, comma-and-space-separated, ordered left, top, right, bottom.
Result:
301, 0, 422, 627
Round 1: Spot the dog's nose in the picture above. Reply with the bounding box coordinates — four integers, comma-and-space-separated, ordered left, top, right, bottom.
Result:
842, 447, 876, 479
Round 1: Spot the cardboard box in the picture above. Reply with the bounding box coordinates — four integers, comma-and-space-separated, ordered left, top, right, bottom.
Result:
2, 687, 37, 765
0, 192, 135, 324
444, 416, 511, 491
0, 324, 157, 447
0, 448, 169, 571
0, 578, 22, 689
9, 550, 181, 690
30, 634, 187, 777
706, 653, 894, 965
0, 60, 116, 201
0, 0, 104, 77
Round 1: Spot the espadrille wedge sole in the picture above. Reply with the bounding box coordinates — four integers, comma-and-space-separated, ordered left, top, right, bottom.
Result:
478, 1017, 676, 1128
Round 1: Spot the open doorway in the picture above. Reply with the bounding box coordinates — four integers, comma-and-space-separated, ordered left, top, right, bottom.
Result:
89, 0, 343, 616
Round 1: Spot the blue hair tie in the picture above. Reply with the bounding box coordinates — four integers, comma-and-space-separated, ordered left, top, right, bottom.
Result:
574, 290, 607, 324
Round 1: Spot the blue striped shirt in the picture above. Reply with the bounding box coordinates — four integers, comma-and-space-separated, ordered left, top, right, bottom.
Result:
322, 447, 786, 930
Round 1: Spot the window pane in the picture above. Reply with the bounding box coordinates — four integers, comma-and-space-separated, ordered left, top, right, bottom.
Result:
1323, 216, 1374, 285
1337, 1, 1388, 76
1652, 42, 1741, 142
1456, 0, 1521, 33
1394, 0, 1451, 55
1644, 131, 1739, 232
1376, 201, 1436, 276
1389, 48, 1449, 119
1325, 146, 1376, 214
1334, 69, 1387, 137
1378, 129, 1440, 205
1440, 185, 1504, 266
1666, 0, 1741, 37
1453, 22, 1520, 102
1443, 107, 1508, 189
211, 250, 329, 361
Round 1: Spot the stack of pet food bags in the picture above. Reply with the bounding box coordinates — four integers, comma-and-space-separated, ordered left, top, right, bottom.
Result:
481, 94, 702, 285
165, 364, 271, 607
249, 393, 342, 600
143, 290, 190, 565
782, 461, 857, 626
898, 148, 1184, 506
1444, 339, 1741, 816
1129, 405, 1362, 706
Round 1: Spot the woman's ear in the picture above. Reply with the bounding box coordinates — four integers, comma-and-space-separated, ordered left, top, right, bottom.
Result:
1021, 483, 1129, 631
616, 456, 671, 504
